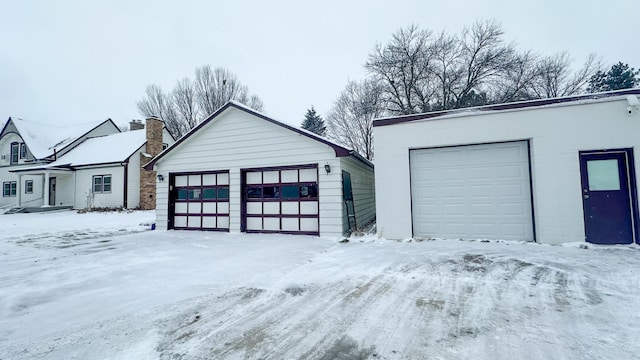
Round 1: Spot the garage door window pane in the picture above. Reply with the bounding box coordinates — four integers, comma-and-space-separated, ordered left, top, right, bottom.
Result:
203, 187, 217, 200
247, 187, 262, 198
300, 184, 317, 198
217, 187, 229, 200
282, 185, 298, 199
263, 186, 279, 198
177, 188, 188, 200
188, 189, 201, 200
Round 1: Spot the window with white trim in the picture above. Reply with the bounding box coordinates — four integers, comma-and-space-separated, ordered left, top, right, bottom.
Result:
19, 143, 27, 159
3, 181, 17, 197
10, 142, 19, 164
25, 180, 33, 194
92, 175, 112, 193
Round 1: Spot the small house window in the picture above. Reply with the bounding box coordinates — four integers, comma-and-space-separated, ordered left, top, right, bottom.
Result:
19, 143, 27, 159
3, 181, 17, 197
10, 142, 19, 164
92, 175, 112, 193
25, 180, 33, 194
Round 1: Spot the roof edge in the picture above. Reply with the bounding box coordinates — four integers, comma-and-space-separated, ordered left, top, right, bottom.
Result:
144, 102, 354, 170
373, 88, 640, 127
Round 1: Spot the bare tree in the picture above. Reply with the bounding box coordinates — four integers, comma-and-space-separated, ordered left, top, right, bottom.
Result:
137, 66, 264, 137
172, 78, 198, 130
326, 79, 385, 160
136, 84, 185, 137
366, 25, 436, 115
528, 52, 601, 98
452, 20, 515, 108
194, 66, 264, 117
490, 50, 541, 103
367, 21, 516, 114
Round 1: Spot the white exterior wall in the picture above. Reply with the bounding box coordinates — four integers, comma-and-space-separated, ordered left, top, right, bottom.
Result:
375, 98, 640, 244
127, 147, 142, 209
0, 132, 41, 208
74, 166, 125, 209
0, 170, 44, 208
153, 107, 345, 237
340, 156, 376, 232
49, 173, 74, 206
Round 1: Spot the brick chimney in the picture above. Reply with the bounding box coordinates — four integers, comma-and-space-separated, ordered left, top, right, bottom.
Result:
139, 117, 164, 210
129, 119, 144, 131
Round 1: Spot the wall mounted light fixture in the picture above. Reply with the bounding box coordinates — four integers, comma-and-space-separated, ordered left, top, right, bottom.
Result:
324, 164, 331, 174
157, 174, 164, 182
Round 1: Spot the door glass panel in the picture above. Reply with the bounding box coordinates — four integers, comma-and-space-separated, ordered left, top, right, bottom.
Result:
217, 187, 229, 200
282, 185, 299, 199
202, 187, 217, 200
263, 186, 279, 198
587, 159, 620, 191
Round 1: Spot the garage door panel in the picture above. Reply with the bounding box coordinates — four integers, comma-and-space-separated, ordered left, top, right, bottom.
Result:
188, 175, 201, 186
202, 217, 216, 228
247, 202, 262, 215
171, 171, 230, 231
243, 166, 319, 235
263, 217, 280, 231
202, 174, 217, 185
188, 203, 201, 213
263, 202, 280, 215
202, 202, 217, 214
217, 216, 229, 228
218, 202, 229, 214
175, 216, 187, 227
411, 141, 533, 241
175, 203, 188, 214
188, 216, 201, 228
175, 176, 188, 187
282, 202, 299, 215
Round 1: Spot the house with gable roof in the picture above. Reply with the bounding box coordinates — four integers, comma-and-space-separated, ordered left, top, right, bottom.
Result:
0, 117, 174, 212
143, 101, 376, 237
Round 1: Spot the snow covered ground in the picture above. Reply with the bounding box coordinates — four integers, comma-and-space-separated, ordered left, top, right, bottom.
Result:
1, 210, 639, 360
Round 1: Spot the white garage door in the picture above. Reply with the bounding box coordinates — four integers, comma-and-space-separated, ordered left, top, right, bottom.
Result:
410, 141, 533, 241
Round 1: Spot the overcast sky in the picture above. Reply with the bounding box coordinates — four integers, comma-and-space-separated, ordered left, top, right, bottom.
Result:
1, 0, 638, 129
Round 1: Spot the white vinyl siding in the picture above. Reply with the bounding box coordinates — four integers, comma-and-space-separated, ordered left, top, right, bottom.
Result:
154, 107, 348, 237
74, 166, 124, 208
410, 142, 533, 241
127, 149, 142, 208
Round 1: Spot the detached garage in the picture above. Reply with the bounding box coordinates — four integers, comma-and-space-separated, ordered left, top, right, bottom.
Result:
374, 89, 640, 245
144, 101, 375, 237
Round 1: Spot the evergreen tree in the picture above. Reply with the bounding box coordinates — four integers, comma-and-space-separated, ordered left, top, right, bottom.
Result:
301, 106, 326, 136
588, 62, 639, 93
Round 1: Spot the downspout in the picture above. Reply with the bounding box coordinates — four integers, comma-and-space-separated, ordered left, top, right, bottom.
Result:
123, 161, 128, 209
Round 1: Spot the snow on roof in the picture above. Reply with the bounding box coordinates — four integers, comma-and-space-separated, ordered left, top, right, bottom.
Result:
45, 129, 147, 167
9, 117, 110, 159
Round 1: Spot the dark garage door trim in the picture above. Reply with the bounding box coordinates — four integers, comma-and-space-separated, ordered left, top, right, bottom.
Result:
241, 164, 320, 236
168, 170, 230, 231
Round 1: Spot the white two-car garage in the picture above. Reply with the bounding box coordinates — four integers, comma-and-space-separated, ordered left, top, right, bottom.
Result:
409, 141, 533, 241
